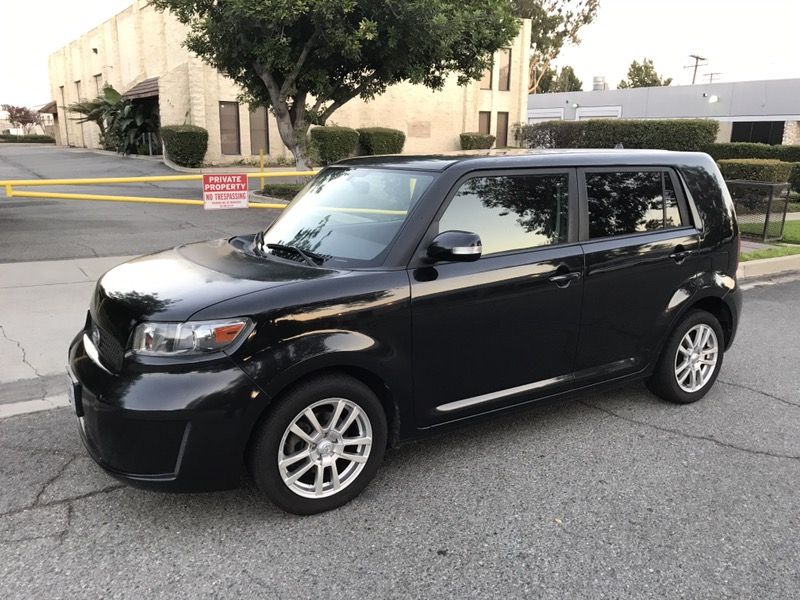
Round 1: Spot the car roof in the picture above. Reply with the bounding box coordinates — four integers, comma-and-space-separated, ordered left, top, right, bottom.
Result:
336, 148, 711, 172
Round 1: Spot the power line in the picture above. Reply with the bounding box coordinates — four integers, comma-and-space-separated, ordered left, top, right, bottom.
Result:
684, 54, 708, 85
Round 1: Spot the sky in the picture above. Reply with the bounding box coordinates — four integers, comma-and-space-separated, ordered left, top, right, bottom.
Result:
0, 0, 798, 107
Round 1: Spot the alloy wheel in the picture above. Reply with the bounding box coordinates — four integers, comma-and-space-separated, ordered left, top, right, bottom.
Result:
674, 323, 719, 393
277, 398, 373, 499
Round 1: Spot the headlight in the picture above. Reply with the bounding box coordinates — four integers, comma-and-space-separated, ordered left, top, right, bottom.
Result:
131, 318, 252, 356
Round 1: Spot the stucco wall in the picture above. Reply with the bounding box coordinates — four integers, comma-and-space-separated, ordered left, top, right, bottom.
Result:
49, 1, 530, 164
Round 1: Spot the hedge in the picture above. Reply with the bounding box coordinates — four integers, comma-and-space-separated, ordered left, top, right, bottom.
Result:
705, 142, 800, 163
460, 132, 495, 150
357, 127, 405, 155
789, 164, 800, 193
0, 134, 55, 143
717, 159, 794, 183
515, 119, 718, 152
261, 183, 305, 200
160, 125, 208, 168
309, 126, 359, 165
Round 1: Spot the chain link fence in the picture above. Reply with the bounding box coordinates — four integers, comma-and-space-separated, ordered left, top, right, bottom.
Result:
727, 181, 790, 242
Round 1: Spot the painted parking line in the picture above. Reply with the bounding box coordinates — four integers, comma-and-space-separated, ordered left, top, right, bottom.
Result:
0, 394, 70, 419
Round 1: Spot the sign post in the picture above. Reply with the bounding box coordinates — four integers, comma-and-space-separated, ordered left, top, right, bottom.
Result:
202, 174, 249, 210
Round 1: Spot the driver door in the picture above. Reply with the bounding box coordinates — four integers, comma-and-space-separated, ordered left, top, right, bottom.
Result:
410, 169, 584, 426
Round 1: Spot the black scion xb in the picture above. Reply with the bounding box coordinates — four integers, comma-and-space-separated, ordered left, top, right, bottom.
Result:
68, 150, 742, 514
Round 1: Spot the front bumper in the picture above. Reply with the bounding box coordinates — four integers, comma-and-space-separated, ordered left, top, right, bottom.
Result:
68, 332, 269, 492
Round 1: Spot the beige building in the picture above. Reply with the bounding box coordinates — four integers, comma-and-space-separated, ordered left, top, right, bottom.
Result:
48, 0, 531, 164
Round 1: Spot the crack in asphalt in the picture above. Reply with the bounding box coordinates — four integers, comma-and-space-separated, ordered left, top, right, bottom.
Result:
33, 456, 78, 506
579, 401, 800, 461
717, 379, 800, 409
0, 324, 42, 378
0, 483, 126, 545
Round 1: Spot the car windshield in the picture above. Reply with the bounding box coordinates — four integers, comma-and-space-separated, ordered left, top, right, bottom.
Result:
260, 167, 434, 267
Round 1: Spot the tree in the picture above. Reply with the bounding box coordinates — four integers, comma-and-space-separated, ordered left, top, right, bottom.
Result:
513, 0, 599, 94
1, 104, 41, 135
537, 65, 582, 93
618, 58, 672, 89
151, 0, 519, 168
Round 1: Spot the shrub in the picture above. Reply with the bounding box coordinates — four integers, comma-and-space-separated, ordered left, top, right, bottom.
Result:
356, 127, 405, 155
789, 163, 800, 193
717, 159, 793, 183
160, 125, 208, 167
0, 134, 55, 143
515, 119, 718, 152
704, 142, 800, 163
460, 132, 495, 150
309, 126, 359, 165
261, 182, 305, 200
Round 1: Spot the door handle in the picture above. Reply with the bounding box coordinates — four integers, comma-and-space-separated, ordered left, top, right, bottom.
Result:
549, 271, 582, 287
669, 247, 693, 264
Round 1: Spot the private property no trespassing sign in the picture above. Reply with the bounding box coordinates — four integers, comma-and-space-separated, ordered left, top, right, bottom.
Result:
202, 174, 249, 210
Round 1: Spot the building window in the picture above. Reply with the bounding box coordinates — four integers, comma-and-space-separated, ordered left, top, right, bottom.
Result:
478, 111, 491, 136
74, 80, 82, 101
249, 106, 270, 155
731, 121, 785, 145
498, 48, 511, 91
94, 74, 103, 97
219, 101, 241, 155
496, 112, 509, 147
480, 58, 493, 90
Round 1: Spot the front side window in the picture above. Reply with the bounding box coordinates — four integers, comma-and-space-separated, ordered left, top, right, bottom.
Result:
439, 174, 569, 255
586, 170, 684, 238
262, 168, 433, 266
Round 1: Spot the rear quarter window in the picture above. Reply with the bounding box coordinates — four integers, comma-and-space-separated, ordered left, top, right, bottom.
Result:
585, 170, 684, 238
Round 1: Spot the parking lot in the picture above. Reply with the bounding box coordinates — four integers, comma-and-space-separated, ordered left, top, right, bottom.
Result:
0, 145, 287, 262
1, 145, 799, 598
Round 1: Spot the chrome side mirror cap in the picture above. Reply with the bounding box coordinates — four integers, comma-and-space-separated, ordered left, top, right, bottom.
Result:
427, 230, 482, 263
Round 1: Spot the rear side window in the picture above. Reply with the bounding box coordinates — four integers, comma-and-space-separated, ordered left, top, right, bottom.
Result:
439, 173, 569, 255
586, 170, 683, 238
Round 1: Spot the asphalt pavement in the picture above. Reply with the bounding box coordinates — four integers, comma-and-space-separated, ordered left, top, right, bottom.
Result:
0, 145, 287, 262
1, 277, 798, 599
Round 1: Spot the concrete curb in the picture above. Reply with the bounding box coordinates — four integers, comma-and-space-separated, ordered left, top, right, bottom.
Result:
161, 152, 299, 174
737, 254, 800, 281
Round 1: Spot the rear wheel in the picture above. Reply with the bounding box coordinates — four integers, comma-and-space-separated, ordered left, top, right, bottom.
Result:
647, 310, 724, 404
248, 374, 387, 515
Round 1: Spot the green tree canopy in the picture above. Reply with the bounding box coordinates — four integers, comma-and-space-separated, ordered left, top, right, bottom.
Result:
618, 58, 672, 89
513, 0, 599, 94
151, 0, 519, 168
538, 65, 583, 93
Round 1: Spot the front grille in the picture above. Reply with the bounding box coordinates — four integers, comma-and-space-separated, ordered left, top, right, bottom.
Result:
89, 318, 125, 372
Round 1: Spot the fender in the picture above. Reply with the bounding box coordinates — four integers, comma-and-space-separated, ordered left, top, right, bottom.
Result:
649, 269, 739, 371
231, 328, 415, 441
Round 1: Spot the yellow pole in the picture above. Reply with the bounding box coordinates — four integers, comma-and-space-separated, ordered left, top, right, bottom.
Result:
5, 184, 12, 198
259, 149, 265, 176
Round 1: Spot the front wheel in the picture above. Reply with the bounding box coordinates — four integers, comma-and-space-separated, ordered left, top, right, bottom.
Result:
647, 310, 725, 404
248, 374, 387, 515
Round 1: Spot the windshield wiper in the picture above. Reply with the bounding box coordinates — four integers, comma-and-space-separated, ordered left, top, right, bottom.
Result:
265, 242, 325, 266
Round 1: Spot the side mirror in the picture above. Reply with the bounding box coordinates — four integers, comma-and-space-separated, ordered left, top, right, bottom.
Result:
427, 230, 482, 263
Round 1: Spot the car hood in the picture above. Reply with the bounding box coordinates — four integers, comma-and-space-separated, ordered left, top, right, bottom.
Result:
91, 236, 340, 347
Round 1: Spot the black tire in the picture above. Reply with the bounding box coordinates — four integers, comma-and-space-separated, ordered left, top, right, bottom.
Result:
247, 374, 387, 515
647, 309, 725, 404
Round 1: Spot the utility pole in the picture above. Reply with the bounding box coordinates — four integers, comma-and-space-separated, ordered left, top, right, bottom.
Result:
704, 72, 722, 84
684, 54, 708, 84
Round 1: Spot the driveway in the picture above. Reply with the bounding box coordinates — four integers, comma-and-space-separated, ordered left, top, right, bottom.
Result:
1, 277, 798, 599
0, 145, 288, 262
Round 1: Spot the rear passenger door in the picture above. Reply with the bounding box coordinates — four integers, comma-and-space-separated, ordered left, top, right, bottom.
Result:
575, 167, 708, 383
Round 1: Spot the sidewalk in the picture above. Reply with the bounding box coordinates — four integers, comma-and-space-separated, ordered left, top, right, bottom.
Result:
0, 255, 135, 382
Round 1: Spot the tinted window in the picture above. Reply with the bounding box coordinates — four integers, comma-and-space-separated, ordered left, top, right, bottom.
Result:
498, 48, 511, 91
586, 170, 683, 238
439, 174, 569, 255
